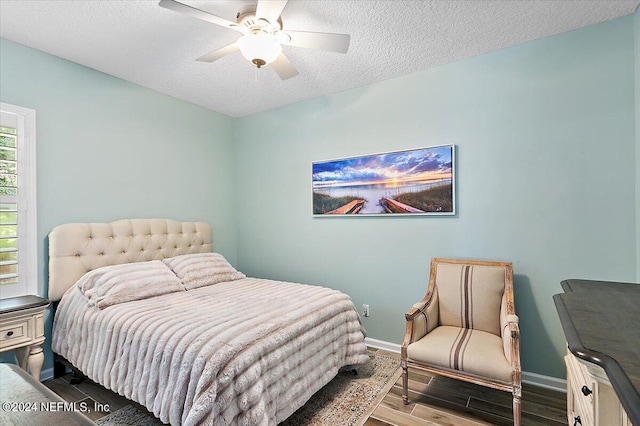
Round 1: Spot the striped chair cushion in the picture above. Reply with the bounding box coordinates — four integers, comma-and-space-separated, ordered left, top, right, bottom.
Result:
406, 325, 513, 383
435, 263, 505, 336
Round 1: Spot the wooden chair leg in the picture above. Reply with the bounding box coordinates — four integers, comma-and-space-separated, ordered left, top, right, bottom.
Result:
512, 387, 522, 426
402, 362, 409, 404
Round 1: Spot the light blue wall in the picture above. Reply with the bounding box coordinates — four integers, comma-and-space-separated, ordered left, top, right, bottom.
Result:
0, 38, 238, 372
234, 16, 637, 378
635, 7, 640, 281
0, 12, 637, 381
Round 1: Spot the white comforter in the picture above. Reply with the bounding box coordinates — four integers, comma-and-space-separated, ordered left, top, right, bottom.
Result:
52, 278, 369, 425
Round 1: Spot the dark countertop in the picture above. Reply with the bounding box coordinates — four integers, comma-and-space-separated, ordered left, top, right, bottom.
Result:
553, 279, 640, 426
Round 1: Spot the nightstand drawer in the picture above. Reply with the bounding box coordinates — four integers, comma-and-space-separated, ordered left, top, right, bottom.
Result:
0, 317, 33, 349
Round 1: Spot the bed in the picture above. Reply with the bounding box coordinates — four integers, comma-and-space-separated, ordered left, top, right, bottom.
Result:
49, 219, 369, 425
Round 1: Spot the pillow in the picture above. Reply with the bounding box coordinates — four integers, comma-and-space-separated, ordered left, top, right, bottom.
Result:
77, 260, 184, 309
162, 253, 245, 290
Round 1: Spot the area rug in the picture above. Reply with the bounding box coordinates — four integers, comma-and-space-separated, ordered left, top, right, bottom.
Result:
96, 349, 401, 426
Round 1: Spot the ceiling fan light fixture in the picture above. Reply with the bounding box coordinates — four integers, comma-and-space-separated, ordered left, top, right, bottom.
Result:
160, 0, 350, 80
237, 33, 282, 68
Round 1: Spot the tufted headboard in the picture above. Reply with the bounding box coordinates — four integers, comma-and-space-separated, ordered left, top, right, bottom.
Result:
48, 218, 213, 301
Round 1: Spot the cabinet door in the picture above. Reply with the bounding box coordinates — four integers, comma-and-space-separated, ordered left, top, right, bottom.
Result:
566, 350, 631, 426
565, 354, 595, 425
595, 379, 625, 425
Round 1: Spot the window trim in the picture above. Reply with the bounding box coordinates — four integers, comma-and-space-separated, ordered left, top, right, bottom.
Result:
0, 102, 37, 298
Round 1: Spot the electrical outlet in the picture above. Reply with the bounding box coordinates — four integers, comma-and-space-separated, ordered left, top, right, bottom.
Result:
362, 304, 370, 317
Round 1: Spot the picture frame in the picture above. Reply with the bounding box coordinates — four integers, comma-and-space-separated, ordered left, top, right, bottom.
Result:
312, 144, 455, 216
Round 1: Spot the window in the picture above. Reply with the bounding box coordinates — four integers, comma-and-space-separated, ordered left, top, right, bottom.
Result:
0, 103, 37, 298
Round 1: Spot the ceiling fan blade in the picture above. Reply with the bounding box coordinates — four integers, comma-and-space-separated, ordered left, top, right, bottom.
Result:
271, 53, 299, 80
282, 31, 350, 53
196, 43, 239, 63
255, 0, 288, 25
159, 0, 242, 32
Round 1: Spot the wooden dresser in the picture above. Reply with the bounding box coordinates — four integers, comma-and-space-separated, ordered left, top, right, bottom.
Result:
554, 279, 639, 426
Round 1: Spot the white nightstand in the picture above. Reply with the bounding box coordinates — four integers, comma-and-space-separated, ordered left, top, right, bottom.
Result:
0, 295, 50, 381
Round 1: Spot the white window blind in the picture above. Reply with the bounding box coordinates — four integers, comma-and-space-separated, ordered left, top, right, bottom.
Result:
0, 103, 37, 298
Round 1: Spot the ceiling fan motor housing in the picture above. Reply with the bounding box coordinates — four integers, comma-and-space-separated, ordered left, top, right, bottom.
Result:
237, 4, 283, 33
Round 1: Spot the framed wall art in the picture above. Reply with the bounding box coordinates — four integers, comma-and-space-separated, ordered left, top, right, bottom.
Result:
312, 144, 455, 216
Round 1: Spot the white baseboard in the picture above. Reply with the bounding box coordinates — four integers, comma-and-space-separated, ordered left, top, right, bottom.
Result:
364, 337, 566, 393
521, 371, 566, 392
365, 337, 401, 353
40, 367, 54, 382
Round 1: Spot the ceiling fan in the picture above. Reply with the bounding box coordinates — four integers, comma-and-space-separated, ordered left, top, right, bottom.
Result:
159, 0, 351, 80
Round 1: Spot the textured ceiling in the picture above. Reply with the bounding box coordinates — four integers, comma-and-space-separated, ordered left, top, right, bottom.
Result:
1, 0, 638, 118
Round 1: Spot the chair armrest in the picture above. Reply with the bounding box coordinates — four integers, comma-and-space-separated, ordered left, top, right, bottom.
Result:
504, 314, 519, 337
405, 306, 422, 321
501, 315, 522, 385
501, 314, 519, 343
402, 286, 439, 355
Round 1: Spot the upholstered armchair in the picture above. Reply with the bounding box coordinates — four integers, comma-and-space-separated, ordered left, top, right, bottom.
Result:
401, 258, 521, 425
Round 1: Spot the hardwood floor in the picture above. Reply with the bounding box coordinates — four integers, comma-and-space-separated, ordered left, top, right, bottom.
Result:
43, 349, 567, 425
365, 350, 567, 426
43, 371, 152, 422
